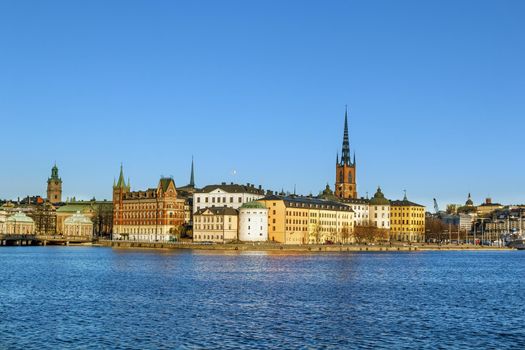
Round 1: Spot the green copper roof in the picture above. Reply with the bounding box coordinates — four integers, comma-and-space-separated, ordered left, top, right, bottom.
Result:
7, 212, 34, 223
369, 186, 390, 205
240, 201, 267, 209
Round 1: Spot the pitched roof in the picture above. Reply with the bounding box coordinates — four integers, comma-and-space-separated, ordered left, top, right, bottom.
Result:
196, 183, 264, 195
194, 207, 239, 216
159, 177, 175, 192
261, 195, 353, 212
390, 199, 425, 208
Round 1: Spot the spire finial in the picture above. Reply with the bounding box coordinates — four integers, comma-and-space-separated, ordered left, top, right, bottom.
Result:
403, 190, 407, 201
341, 106, 351, 165
189, 156, 195, 187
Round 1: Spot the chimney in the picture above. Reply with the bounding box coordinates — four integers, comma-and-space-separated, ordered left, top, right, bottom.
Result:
486, 198, 492, 205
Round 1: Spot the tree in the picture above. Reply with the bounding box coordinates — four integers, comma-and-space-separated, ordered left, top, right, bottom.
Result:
91, 202, 113, 238
341, 226, 352, 244
353, 225, 389, 244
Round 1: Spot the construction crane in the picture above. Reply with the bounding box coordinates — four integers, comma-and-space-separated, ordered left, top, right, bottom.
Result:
433, 198, 440, 214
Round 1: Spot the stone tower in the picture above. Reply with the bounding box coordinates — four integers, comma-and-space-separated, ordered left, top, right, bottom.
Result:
47, 163, 63, 204
335, 108, 357, 199
112, 164, 131, 231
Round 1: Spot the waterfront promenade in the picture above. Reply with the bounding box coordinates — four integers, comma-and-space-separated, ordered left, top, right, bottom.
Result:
99, 240, 512, 252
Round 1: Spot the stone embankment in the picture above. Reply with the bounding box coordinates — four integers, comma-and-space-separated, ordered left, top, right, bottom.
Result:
98, 240, 511, 252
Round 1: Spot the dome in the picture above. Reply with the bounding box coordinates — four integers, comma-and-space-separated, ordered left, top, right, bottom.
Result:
7, 211, 34, 223
64, 211, 93, 225
369, 187, 390, 205
465, 193, 474, 206
240, 201, 267, 209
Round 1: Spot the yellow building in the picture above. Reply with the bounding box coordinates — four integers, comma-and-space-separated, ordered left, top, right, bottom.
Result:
390, 194, 425, 242
258, 195, 354, 244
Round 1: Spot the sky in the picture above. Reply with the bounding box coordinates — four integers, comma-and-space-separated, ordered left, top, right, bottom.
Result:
1, 0, 524, 209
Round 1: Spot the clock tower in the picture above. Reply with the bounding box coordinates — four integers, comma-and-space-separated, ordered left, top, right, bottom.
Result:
47, 163, 63, 204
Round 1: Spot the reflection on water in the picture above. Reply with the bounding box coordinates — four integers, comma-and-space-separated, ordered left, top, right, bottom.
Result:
0, 247, 524, 349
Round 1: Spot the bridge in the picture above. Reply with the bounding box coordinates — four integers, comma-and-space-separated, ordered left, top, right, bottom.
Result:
0, 234, 92, 246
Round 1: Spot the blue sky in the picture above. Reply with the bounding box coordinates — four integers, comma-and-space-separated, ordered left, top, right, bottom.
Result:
1, 0, 524, 209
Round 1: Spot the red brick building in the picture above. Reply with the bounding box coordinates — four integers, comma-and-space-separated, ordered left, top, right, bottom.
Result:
112, 165, 184, 241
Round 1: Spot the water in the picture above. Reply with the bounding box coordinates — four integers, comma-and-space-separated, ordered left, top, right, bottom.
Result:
0, 247, 524, 349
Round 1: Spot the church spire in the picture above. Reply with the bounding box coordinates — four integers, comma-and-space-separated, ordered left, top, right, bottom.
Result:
189, 156, 195, 187
341, 106, 351, 165
115, 163, 127, 189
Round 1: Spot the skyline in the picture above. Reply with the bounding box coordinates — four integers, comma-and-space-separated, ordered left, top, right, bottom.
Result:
2, 0, 525, 208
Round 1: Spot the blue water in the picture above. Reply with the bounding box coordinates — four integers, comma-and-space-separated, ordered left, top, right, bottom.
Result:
0, 247, 524, 349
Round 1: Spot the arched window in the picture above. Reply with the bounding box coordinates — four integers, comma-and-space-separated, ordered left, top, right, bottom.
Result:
348, 173, 352, 183
339, 171, 343, 183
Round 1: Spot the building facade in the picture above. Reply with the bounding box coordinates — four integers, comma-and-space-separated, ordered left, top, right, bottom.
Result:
258, 195, 354, 245
6, 212, 35, 235
335, 108, 357, 200
56, 200, 113, 237
238, 201, 269, 242
64, 211, 93, 239
193, 207, 239, 243
46, 164, 62, 204
193, 183, 265, 213
390, 194, 426, 242
369, 187, 391, 230
112, 166, 185, 242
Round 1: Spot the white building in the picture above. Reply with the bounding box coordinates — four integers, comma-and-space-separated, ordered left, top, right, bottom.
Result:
368, 187, 391, 229
0, 209, 8, 234
239, 201, 268, 242
6, 212, 35, 235
344, 198, 370, 226
193, 183, 265, 213
64, 211, 93, 239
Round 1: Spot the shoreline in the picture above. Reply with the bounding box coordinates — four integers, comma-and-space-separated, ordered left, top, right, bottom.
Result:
96, 240, 513, 252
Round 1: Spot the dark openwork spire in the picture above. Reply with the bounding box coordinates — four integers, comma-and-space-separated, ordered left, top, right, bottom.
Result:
340, 106, 351, 165
189, 156, 195, 187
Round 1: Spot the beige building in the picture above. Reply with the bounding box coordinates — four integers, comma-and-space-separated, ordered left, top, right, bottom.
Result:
193, 207, 239, 243
6, 212, 35, 235
56, 200, 112, 236
64, 211, 93, 239
258, 195, 354, 245
477, 198, 503, 217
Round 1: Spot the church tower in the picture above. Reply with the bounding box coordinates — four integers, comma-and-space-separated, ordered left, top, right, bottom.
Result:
112, 164, 131, 234
47, 163, 62, 204
335, 108, 357, 199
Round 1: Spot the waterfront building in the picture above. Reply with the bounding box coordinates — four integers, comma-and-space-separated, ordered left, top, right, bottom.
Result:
0, 208, 8, 233
112, 165, 185, 242
390, 193, 426, 242
335, 108, 357, 200
484, 207, 524, 238
46, 163, 63, 204
193, 183, 265, 213
6, 212, 35, 235
29, 202, 57, 235
258, 195, 354, 244
56, 199, 113, 237
319, 184, 369, 226
238, 201, 269, 242
64, 211, 93, 239
369, 187, 391, 230
193, 207, 239, 243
